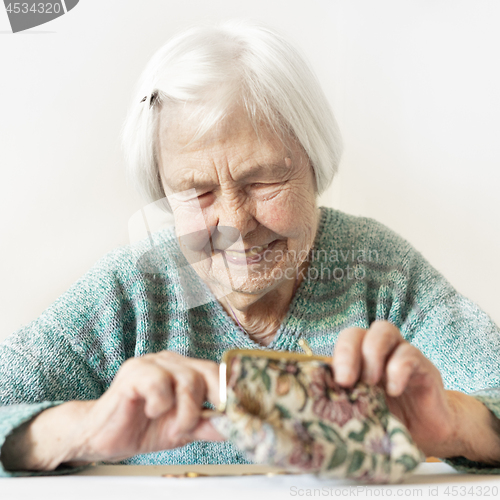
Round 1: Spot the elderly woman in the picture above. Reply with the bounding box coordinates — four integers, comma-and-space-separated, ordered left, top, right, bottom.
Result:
1, 21, 500, 476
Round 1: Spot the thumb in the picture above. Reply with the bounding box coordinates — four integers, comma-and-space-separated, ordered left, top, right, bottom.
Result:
190, 418, 226, 442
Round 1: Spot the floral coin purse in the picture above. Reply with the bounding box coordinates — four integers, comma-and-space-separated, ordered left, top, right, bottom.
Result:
209, 341, 424, 483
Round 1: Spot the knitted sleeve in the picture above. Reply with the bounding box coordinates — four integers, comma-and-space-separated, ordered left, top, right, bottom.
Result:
366, 218, 500, 473
0, 245, 140, 476
405, 287, 500, 474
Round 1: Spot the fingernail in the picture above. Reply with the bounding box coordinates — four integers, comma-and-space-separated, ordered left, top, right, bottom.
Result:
335, 365, 352, 384
363, 368, 376, 385
388, 381, 399, 395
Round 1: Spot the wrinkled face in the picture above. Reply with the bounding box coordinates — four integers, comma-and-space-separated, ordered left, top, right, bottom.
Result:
158, 105, 319, 309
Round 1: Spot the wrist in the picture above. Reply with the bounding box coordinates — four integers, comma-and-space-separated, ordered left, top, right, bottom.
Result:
52, 400, 97, 467
441, 391, 500, 464
1, 401, 94, 472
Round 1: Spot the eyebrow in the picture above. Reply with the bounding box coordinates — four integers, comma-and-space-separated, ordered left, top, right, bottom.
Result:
169, 162, 291, 193
169, 176, 217, 193
242, 162, 291, 181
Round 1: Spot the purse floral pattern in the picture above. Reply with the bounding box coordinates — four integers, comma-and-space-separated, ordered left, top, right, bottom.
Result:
211, 354, 424, 483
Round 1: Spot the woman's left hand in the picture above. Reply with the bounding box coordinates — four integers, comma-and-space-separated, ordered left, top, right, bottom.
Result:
332, 320, 500, 462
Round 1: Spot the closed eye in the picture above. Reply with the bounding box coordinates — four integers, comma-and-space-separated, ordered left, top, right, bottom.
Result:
197, 191, 215, 208
250, 182, 284, 189
248, 182, 285, 201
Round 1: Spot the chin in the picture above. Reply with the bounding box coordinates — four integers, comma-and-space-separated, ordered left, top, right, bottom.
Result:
216, 260, 294, 300
222, 284, 278, 311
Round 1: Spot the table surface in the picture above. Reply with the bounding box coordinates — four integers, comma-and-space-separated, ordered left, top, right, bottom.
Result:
2, 463, 500, 500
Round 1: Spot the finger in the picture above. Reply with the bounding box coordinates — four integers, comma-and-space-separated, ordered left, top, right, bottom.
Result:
384, 342, 424, 397
152, 352, 220, 437
159, 363, 205, 437
190, 419, 227, 442
173, 372, 205, 437
190, 359, 221, 408
332, 327, 367, 387
157, 351, 221, 408
124, 362, 176, 419
361, 320, 403, 385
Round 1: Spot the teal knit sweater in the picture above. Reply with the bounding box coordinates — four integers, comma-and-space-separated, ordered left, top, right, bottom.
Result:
1, 207, 500, 476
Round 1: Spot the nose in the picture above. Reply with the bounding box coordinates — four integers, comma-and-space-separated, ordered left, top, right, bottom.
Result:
211, 195, 258, 249
211, 226, 241, 250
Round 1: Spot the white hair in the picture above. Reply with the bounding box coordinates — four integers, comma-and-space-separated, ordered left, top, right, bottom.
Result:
122, 20, 343, 203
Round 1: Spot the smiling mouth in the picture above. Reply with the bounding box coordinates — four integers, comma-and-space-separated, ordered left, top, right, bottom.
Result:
221, 240, 278, 265
225, 242, 270, 257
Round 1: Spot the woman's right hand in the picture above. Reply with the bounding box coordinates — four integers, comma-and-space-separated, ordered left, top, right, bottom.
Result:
72, 351, 224, 464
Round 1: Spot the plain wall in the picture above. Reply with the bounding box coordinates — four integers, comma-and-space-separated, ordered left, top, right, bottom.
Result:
1, 0, 499, 341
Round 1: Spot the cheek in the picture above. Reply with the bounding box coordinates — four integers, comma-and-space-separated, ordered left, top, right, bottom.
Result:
171, 210, 207, 254
255, 190, 316, 238
255, 199, 287, 229
172, 204, 207, 234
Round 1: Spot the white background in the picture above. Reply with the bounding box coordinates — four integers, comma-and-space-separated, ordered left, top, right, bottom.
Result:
1, 0, 499, 341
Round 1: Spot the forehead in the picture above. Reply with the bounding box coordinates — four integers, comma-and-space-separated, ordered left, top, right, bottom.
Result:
157, 105, 294, 191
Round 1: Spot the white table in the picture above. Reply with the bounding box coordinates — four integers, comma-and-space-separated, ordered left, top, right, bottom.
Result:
2, 463, 500, 500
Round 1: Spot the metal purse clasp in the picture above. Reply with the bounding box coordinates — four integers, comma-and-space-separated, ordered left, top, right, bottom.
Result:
215, 338, 331, 413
